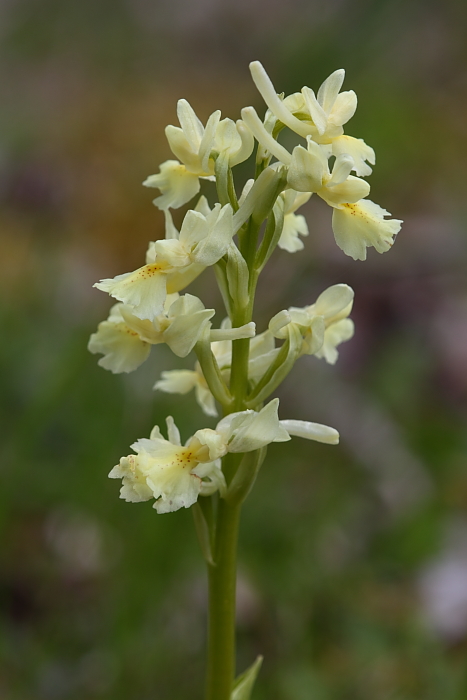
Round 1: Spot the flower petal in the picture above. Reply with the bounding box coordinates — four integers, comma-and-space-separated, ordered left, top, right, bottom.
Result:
165, 125, 201, 172
315, 318, 355, 364
331, 135, 376, 177
163, 308, 214, 357
216, 118, 242, 155
229, 120, 255, 166
240, 106, 292, 165
154, 370, 199, 394
331, 199, 402, 261
165, 263, 206, 294
143, 160, 200, 210
195, 383, 218, 417
329, 90, 357, 127
278, 212, 309, 252
328, 154, 355, 186
165, 415, 181, 446
94, 264, 169, 321
300, 315, 326, 356
314, 284, 354, 319
199, 109, 221, 173
191, 204, 234, 266
176, 99, 204, 150
301, 86, 327, 135
154, 238, 191, 268
88, 316, 151, 373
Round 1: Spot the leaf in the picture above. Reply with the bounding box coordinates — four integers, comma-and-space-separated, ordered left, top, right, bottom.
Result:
231, 656, 263, 700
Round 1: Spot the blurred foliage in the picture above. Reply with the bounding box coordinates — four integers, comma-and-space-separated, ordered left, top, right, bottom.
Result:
1, 0, 467, 698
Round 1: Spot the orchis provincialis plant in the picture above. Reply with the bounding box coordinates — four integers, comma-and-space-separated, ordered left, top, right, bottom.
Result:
89, 61, 402, 700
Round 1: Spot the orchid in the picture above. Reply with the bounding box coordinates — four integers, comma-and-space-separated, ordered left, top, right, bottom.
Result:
269, 284, 355, 362
89, 60, 402, 700
249, 60, 375, 175
88, 294, 256, 374
94, 202, 234, 321
110, 400, 338, 514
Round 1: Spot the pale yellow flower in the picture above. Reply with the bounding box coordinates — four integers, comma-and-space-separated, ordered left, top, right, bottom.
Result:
88, 294, 212, 372
144, 116, 253, 212
286, 140, 401, 259
288, 139, 370, 204
89, 294, 256, 374
109, 417, 226, 514
94, 203, 233, 320
270, 284, 355, 363
110, 400, 339, 513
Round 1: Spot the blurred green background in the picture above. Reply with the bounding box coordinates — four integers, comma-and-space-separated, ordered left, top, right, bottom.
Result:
2, 0, 467, 698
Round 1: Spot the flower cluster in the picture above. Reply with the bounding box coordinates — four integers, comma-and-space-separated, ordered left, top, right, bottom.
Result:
89, 62, 402, 514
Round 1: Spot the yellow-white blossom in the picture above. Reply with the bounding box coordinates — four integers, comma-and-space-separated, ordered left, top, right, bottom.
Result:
155, 328, 278, 417
89, 295, 256, 374
145, 117, 253, 212
278, 190, 311, 252
109, 416, 227, 514
288, 139, 370, 203
286, 140, 401, 260
270, 284, 355, 363
94, 203, 234, 321
248, 61, 375, 176
109, 400, 339, 513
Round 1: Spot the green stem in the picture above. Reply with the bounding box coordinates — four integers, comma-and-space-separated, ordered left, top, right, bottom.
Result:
203, 147, 281, 700
229, 268, 259, 411
206, 498, 242, 700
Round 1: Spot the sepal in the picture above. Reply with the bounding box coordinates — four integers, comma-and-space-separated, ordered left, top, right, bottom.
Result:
240, 106, 292, 166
